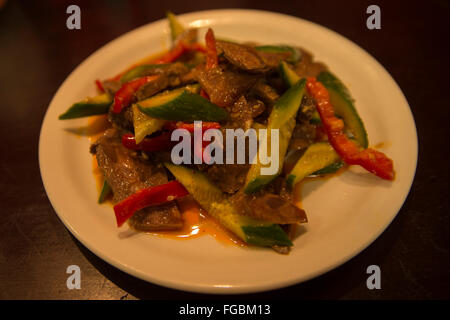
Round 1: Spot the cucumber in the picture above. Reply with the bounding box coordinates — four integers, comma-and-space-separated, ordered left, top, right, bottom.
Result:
132, 105, 166, 144
166, 11, 185, 42
310, 161, 344, 176
120, 64, 169, 83
98, 180, 112, 204
279, 60, 300, 87
286, 142, 340, 187
59, 93, 112, 120
164, 163, 292, 247
317, 71, 368, 148
244, 78, 307, 194
138, 86, 229, 122
280, 60, 323, 125
310, 111, 321, 124
255, 45, 301, 63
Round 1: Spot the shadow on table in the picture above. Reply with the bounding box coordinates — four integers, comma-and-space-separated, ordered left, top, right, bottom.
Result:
71, 206, 408, 300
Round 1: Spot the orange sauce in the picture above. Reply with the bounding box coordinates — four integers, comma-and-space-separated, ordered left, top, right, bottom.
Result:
148, 196, 246, 247
372, 141, 391, 150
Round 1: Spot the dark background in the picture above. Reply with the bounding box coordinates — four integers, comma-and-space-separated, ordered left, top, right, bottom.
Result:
0, 0, 449, 300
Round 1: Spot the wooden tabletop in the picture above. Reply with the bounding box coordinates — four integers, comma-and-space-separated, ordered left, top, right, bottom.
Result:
1, 0, 449, 300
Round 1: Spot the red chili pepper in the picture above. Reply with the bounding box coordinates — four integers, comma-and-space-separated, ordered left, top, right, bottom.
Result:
205, 28, 218, 69
113, 75, 160, 113
121, 132, 174, 152
188, 42, 207, 54
154, 41, 208, 64
113, 181, 189, 227
154, 41, 188, 64
163, 121, 221, 132
95, 79, 105, 93
200, 89, 210, 99
306, 77, 395, 180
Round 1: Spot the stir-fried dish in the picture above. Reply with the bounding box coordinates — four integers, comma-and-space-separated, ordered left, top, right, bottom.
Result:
59, 12, 394, 254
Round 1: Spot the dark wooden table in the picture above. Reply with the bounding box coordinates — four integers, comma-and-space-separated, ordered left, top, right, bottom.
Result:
1, 0, 449, 300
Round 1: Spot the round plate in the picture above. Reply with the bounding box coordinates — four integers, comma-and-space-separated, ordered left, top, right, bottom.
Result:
39, 9, 417, 294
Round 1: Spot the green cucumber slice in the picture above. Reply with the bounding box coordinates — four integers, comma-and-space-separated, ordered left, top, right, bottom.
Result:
138, 86, 229, 121
310, 161, 344, 176
279, 60, 300, 87
132, 105, 166, 144
244, 78, 307, 194
166, 11, 185, 42
317, 71, 368, 148
255, 45, 301, 63
59, 93, 112, 120
164, 163, 292, 247
286, 142, 340, 187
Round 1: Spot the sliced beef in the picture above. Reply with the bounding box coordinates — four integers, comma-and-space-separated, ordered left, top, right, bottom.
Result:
256, 50, 292, 69
133, 62, 190, 80
230, 191, 307, 224
102, 79, 121, 95
294, 48, 327, 78
107, 105, 134, 132
225, 95, 264, 130
90, 128, 183, 231
297, 95, 316, 122
288, 96, 317, 151
216, 40, 269, 73
205, 164, 250, 194
251, 80, 280, 106
289, 122, 316, 151
128, 202, 182, 231
196, 67, 258, 107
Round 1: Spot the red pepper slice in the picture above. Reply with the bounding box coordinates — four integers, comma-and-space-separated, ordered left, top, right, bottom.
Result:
108, 42, 206, 81
113, 75, 160, 113
154, 41, 188, 64
113, 181, 189, 227
188, 42, 207, 54
306, 77, 395, 180
121, 132, 174, 152
205, 28, 218, 69
200, 89, 210, 100
95, 79, 105, 93
163, 121, 221, 132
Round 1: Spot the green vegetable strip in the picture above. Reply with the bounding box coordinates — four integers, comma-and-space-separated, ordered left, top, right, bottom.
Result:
59, 93, 112, 120
98, 180, 112, 203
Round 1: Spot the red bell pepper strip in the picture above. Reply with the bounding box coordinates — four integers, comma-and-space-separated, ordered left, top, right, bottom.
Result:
200, 89, 210, 99
153, 41, 206, 64
306, 77, 394, 180
113, 181, 189, 227
188, 42, 207, 54
205, 28, 218, 69
95, 79, 105, 93
113, 75, 160, 113
163, 121, 221, 132
108, 42, 206, 81
122, 132, 174, 152
153, 40, 188, 64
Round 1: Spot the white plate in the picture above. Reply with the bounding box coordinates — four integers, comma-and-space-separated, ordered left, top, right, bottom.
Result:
39, 9, 417, 294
